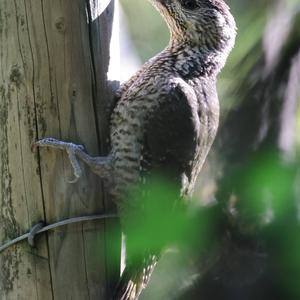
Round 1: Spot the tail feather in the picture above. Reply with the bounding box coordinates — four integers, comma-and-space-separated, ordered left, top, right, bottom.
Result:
112, 255, 158, 300
112, 267, 144, 300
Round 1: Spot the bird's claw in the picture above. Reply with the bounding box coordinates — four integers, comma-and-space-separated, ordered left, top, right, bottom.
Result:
34, 138, 84, 183
34, 138, 84, 150
65, 147, 83, 183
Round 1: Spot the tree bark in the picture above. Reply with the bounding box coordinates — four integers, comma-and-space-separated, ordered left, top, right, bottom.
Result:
0, 0, 120, 299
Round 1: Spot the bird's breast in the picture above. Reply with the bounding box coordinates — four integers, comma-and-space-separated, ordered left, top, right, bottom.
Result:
109, 93, 160, 202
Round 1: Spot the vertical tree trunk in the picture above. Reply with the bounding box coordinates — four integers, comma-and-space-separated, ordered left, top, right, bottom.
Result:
0, 0, 120, 299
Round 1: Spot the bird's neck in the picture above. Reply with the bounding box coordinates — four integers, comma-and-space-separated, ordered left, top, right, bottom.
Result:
165, 40, 230, 80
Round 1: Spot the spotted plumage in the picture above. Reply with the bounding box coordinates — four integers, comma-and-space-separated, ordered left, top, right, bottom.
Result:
35, 1, 236, 299
109, 1, 236, 298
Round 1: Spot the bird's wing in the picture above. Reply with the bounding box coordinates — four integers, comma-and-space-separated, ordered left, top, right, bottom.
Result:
142, 83, 201, 187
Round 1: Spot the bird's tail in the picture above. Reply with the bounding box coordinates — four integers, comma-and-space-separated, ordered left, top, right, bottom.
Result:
112, 255, 158, 300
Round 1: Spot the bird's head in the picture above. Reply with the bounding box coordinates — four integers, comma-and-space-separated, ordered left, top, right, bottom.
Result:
149, 0, 236, 53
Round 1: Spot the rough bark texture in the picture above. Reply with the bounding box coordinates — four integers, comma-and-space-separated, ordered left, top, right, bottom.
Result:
0, 0, 120, 299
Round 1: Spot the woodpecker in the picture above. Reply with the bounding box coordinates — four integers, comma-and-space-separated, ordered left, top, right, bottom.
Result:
35, 0, 236, 299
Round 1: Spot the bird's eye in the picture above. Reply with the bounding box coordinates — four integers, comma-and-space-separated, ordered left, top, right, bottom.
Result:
180, 0, 198, 10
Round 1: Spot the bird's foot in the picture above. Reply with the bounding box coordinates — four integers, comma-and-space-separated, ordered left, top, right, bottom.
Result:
34, 138, 85, 183
34, 137, 113, 182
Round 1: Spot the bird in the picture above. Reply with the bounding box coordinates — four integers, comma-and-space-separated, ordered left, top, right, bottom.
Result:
35, 0, 236, 299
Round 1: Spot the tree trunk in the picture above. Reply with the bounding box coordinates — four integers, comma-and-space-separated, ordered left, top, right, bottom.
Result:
0, 0, 120, 299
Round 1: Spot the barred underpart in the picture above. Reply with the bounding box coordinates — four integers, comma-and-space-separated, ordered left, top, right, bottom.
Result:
110, 0, 236, 299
